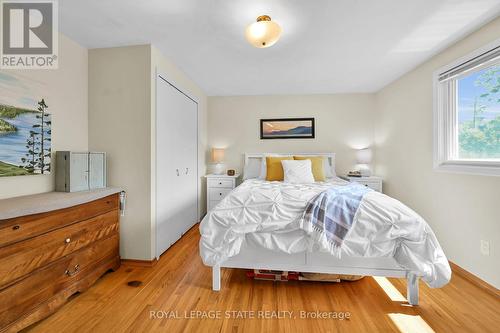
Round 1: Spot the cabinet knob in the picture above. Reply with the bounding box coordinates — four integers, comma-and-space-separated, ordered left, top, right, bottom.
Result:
65, 238, 71, 244
12, 225, 20, 231
65, 264, 80, 276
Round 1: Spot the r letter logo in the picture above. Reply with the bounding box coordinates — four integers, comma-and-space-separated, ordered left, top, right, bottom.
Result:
1, 0, 58, 69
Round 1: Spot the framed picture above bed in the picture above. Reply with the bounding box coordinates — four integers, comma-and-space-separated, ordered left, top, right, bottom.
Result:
260, 118, 315, 139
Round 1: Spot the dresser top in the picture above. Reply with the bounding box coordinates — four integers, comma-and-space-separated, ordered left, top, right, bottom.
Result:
0, 187, 122, 220
347, 176, 382, 181
205, 174, 240, 178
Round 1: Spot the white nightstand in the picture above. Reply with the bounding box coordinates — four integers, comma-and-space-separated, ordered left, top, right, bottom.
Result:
347, 176, 383, 192
205, 174, 240, 211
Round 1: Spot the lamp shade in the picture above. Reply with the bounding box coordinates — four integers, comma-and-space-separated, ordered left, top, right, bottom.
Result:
356, 148, 372, 164
211, 148, 225, 163
245, 15, 282, 48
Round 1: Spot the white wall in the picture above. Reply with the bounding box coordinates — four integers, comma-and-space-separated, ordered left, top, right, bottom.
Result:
208, 94, 375, 176
89, 44, 207, 260
88, 45, 152, 260
374, 17, 500, 288
0, 34, 88, 199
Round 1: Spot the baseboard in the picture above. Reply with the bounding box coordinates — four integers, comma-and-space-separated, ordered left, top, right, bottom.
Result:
449, 261, 499, 298
121, 258, 158, 268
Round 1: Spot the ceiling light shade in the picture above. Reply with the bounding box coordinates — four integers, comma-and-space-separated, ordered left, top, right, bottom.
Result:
245, 15, 282, 48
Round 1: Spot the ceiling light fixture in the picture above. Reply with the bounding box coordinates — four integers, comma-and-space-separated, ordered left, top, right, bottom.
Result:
245, 15, 282, 48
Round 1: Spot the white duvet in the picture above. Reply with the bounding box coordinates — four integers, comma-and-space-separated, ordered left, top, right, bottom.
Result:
199, 178, 451, 288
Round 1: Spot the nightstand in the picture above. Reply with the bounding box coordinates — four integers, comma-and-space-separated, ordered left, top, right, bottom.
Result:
205, 174, 240, 211
347, 176, 383, 192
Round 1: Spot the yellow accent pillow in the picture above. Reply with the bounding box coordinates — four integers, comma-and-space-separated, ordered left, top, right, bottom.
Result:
266, 156, 293, 181
293, 156, 326, 181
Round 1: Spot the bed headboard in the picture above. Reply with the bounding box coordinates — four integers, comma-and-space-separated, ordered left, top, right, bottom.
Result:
244, 152, 336, 176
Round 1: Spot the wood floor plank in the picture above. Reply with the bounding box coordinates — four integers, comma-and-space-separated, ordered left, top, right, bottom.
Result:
25, 225, 500, 333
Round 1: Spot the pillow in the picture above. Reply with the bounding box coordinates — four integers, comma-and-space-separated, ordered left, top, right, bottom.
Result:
323, 157, 334, 178
293, 156, 326, 181
282, 160, 315, 184
258, 154, 291, 179
258, 157, 267, 179
266, 156, 293, 181
243, 158, 261, 180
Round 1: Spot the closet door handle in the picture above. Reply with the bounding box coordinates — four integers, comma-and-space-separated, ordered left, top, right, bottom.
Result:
185, 168, 189, 175
176, 169, 179, 176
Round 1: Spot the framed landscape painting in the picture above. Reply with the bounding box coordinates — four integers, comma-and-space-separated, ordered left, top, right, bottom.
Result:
260, 118, 315, 139
0, 73, 51, 177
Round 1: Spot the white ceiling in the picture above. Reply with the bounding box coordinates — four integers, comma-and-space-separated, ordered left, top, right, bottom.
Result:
59, 0, 500, 96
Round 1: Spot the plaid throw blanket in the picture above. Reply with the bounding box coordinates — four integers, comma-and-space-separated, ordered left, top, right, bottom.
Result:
301, 183, 372, 256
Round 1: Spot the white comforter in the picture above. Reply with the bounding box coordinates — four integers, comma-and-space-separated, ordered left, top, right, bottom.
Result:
199, 178, 451, 288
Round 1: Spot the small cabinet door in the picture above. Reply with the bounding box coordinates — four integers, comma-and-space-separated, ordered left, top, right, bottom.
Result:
69, 153, 89, 192
89, 152, 106, 189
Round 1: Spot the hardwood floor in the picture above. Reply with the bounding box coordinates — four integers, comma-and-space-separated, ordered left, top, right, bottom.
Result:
26, 225, 500, 333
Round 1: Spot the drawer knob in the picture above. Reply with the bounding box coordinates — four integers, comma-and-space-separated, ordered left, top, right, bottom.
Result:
12, 225, 20, 231
65, 238, 71, 244
219, 193, 222, 196
65, 264, 80, 276
219, 182, 222, 185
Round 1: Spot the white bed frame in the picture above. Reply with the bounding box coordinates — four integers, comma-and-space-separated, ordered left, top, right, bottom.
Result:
210, 153, 420, 305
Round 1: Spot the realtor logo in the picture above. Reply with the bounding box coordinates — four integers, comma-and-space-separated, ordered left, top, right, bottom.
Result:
1, 0, 58, 69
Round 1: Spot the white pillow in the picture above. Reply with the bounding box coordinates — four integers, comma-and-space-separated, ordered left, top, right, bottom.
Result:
243, 158, 261, 180
323, 157, 335, 178
281, 160, 315, 184
258, 156, 267, 179
291, 155, 335, 178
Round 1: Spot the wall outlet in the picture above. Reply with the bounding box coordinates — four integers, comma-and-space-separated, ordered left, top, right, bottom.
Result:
480, 240, 490, 256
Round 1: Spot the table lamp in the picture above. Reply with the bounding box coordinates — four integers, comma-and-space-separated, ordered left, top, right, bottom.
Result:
211, 148, 225, 175
356, 148, 372, 177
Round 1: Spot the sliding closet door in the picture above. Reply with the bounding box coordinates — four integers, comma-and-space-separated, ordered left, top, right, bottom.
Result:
179, 94, 198, 231
156, 75, 198, 257
168, 84, 197, 242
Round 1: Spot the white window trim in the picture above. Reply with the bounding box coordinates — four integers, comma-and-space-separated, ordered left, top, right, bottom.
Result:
433, 38, 500, 177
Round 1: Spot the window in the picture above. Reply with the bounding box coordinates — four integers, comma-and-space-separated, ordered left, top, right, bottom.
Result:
434, 39, 500, 176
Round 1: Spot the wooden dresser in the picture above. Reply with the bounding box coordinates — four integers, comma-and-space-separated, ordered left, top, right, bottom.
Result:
0, 189, 122, 332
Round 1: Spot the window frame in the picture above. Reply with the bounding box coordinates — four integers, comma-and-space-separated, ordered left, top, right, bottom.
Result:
433, 38, 500, 177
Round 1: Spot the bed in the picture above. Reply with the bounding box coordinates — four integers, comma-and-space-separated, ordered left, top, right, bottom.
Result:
199, 153, 451, 305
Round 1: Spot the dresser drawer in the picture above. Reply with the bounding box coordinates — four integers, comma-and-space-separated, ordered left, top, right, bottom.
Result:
0, 234, 119, 328
357, 182, 382, 192
0, 210, 119, 290
208, 179, 234, 188
0, 194, 119, 248
209, 188, 232, 201
208, 200, 221, 211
